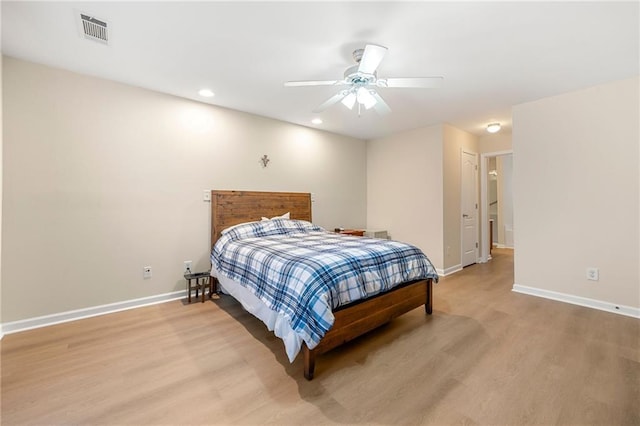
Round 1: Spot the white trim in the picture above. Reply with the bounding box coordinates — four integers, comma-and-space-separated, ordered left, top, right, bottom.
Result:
479, 149, 513, 262
512, 284, 640, 319
0, 324, 4, 340
495, 244, 514, 249
436, 264, 463, 277
1, 290, 187, 335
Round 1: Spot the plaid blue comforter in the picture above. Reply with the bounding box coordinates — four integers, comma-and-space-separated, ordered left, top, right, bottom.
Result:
211, 219, 438, 350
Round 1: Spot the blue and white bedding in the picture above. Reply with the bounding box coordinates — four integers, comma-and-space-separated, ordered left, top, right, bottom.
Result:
211, 218, 438, 360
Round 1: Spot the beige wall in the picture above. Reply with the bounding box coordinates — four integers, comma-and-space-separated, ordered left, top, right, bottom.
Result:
442, 124, 479, 269
0, 49, 3, 334
2, 57, 367, 322
366, 124, 444, 269
513, 77, 639, 308
479, 132, 512, 153
367, 123, 479, 272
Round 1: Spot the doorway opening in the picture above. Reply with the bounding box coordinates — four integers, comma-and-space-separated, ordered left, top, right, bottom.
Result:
480, 150, 513, 262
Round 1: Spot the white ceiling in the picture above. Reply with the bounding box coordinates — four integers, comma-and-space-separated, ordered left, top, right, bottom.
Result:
2, 1, 638, 140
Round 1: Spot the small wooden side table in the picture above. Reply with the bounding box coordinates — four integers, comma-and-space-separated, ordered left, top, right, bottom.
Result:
337, 229, 365, 237
185, 272, 213, 303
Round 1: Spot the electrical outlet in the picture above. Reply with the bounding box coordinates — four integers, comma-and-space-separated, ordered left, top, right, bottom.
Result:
143, 266, 152, 279
586, 267, 599, 281
184, 260, 193, 274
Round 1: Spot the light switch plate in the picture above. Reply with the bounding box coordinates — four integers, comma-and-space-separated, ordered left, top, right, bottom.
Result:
203, 190, 211, 202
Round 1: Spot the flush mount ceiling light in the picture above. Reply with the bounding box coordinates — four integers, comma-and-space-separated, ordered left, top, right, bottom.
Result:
311, 118, 323, 125
198, 89, 215, 97
486, 123, 501, 133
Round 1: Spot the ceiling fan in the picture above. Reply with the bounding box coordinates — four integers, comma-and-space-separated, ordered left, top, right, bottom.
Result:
284, 44, 443, 115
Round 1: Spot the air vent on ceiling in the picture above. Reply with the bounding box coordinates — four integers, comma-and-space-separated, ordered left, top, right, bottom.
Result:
79, 13, 108, 44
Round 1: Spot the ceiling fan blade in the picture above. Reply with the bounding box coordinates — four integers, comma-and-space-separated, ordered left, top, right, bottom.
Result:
379, 77, 443, 88
313, 91, 348, 112
370, 91, 391, 115
284, 80, 344, 87
358, 44, 388, 74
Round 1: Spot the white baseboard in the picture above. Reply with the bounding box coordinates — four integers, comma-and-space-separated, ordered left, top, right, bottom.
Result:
512, 284, 640, 319
437, 264, 463, 277
1, 290, 187, 335
495, 244, 514, 249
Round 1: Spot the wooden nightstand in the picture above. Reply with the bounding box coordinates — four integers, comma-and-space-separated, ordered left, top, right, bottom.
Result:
337, 229, 365, 237
184, 272, 213, 303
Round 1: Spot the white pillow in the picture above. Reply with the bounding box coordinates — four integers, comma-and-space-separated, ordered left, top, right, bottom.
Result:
220, 220, 260, 235
261, 212, 290, 221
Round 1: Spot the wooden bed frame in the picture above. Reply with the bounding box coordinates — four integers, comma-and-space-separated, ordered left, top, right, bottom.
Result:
210, 190, 433, 380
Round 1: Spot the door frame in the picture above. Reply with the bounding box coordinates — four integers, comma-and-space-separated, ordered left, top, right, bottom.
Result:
460, 149, 479, 267
479, 149, 513, 263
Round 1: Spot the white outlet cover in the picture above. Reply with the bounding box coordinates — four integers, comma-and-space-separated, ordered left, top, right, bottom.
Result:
143, 266, 152, 279
586, 267, 599, 281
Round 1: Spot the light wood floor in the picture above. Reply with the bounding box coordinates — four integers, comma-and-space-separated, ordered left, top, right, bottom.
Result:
2, 249, 639, 425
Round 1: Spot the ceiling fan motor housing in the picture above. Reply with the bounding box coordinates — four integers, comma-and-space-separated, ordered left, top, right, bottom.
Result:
344, 65, 376, 85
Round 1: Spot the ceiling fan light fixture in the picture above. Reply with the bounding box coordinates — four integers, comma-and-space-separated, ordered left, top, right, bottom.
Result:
357, 87, 377, 110
487, 123, 501, 133
341, 92, 357, 110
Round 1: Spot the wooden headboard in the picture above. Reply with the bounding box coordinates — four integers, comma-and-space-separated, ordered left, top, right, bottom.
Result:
210, 190, 312, 247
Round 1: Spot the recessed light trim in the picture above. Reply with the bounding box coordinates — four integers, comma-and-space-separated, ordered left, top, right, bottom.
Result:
311, 118, 323, 125
486, 123, 501, 133
198, 89, 215, 97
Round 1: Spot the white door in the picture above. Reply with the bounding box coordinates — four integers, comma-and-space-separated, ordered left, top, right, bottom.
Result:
461, 150, 478, 267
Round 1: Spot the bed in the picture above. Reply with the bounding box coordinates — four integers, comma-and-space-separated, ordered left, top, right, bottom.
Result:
210, 190, 438, 380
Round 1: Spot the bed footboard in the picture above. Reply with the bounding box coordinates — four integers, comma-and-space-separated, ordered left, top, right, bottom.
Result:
303, 278, 432, 380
